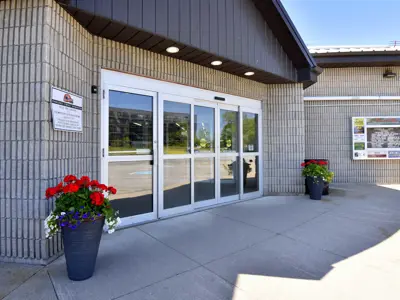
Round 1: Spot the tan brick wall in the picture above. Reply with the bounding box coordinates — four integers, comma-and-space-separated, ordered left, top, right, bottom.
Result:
0, 0, 51, 263
305, 67, 400, 97
263, 84, 305, 194
304, 67, 400, 184
0, 0, 305, 263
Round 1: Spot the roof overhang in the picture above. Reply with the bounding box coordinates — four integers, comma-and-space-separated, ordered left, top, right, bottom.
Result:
310, 46, 400, 68
56, 0, 318, 86
314, 54, 400, 68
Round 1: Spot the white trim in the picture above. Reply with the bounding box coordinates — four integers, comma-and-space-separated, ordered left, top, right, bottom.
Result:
102, 70, 262, 110
304, 96, 400, 101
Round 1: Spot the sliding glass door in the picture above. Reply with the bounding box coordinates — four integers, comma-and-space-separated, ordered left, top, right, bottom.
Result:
218, 105, 240, 203
102, 71, 262, 224
158, 95, 262, 218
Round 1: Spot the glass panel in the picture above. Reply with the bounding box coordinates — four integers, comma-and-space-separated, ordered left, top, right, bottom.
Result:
164, 159, 191, 209
220, 156, 240, 197
164, 101, 191, 154
243, 156, 259, 194
109, 90, 153, 155
108, 161, 153, 218
194, 158, 215, 202
194, 106, 214, 153
242, 112, 258, 152
220, 110, 238, 153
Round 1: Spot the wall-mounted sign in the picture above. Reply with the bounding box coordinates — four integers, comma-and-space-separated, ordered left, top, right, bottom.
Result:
352, 116, 400, 160
51, 87, 83, 132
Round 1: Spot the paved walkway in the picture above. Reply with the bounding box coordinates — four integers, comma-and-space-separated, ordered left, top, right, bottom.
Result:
1, 184, 400, 300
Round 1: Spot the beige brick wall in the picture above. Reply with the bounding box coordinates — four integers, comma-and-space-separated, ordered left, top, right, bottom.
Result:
0, 0, 305, 264
0, 0, 51, 263
304, 67, 400, 184
263, 84, 305, 194
305, 67, 400, 97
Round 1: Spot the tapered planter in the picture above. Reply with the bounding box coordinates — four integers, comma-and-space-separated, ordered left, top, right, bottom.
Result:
62, 217, 104, 281
306, 176, 324, 200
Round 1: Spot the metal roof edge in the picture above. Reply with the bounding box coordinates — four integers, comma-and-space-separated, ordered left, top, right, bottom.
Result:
273, 0, 318, 69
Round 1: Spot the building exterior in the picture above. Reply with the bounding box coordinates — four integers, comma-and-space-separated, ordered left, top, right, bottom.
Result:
305, 46, 400, 184
0, 0, 319, 264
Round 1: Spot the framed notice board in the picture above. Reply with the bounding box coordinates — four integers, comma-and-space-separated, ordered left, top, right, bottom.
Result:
352, 117, 400, 160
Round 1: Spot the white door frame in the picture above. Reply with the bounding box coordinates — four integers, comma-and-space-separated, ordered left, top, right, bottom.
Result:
240, 107, 263, 201
101, 69, 263, 226
101, 84, 158, 226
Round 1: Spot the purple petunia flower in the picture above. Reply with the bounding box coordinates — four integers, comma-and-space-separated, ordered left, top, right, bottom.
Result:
82, 213, 88, 218
61, 223, 66, 227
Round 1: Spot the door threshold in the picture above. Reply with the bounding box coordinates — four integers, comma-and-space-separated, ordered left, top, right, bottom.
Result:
116, 194, 262, 231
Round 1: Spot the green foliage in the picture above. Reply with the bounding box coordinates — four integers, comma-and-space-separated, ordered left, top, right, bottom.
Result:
301, 161, 334, 183
44, 176, 120, 238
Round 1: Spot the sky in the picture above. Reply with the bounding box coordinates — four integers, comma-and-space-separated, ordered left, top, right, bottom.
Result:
281, 0, 400, 47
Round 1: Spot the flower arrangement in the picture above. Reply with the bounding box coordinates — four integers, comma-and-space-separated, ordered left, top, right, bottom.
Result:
44, 175, 121, 238
300, 160, 334, 183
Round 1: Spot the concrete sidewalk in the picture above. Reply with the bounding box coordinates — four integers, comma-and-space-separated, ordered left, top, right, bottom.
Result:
1, 184, 400, 300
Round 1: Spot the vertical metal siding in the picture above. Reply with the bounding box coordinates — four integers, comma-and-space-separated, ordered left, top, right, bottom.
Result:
67, 0, 296, 81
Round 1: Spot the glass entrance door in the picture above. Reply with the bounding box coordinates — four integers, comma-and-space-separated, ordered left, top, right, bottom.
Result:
159, 94, 218, 217
218, 105, 240, 203
103, 85, 157, 226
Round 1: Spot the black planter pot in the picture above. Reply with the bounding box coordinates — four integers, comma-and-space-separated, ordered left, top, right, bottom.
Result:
306, 176, 325, 200
62, 217, 104, 281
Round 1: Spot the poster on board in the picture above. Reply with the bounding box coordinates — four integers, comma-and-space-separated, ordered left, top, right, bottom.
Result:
352, 116, 400, 160
51, 87, 83, 132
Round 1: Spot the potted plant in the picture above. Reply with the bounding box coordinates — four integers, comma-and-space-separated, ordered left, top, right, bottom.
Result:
301, 160, 334, 200
44, 175, 121, 281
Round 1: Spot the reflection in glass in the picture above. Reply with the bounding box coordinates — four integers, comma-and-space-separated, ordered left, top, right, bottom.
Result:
220, 157, 240, 197
194, 106, 214, 153
164, 159, 191, 209
220, 110, 238, 153
108, 161, 153, 218
243, 112, 258, 152
243, 156, 259, 194
109, 90, 153, 156
164, 101, 191, 154
194, 158, 215, 202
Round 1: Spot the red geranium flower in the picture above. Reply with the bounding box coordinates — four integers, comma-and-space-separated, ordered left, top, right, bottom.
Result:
98, 184, 108, 191
64, 175, 77, 183
45, 187, 57, 199
89, 180, 100, 187
62, 183, 80, 193
108, 186, 117, 194
69, 183, 80, 193
56, 182, 63, 193
300, 162, 306, 167
80, 176, 91, 186
90, 192, 104, 206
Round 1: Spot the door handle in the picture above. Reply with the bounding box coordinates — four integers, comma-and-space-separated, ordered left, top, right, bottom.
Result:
150, 160, 153, 165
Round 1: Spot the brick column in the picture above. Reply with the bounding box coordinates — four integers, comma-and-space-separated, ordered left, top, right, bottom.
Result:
263, 84, 305, 195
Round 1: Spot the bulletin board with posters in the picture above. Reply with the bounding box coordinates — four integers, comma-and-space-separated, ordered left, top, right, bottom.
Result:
352, 117, 400, 160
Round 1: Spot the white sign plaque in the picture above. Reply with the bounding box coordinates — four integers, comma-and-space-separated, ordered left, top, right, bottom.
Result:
51, 87, 83, 132
352, 116, 400, 160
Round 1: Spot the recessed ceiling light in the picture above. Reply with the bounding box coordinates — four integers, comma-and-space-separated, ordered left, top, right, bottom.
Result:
211, 60, 222, 66
244, 71, 255, 76
166, 46, 180, 53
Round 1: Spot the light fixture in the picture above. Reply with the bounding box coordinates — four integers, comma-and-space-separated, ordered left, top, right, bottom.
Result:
211, 60, 222, 66
244, 71, 255, 76
383, 70, 397, 78
166, 46, 179, 53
